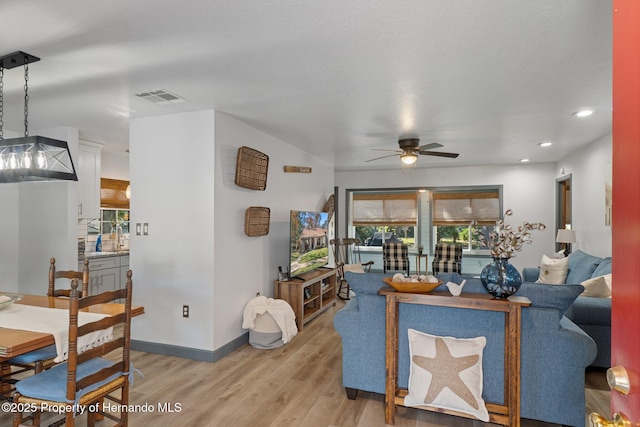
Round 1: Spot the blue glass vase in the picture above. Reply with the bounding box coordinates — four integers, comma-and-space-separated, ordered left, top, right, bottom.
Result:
480, 257, 522, 299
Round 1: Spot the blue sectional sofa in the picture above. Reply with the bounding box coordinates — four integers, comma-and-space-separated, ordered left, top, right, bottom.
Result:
523, 249, 612, 368
334, 271, 597, 427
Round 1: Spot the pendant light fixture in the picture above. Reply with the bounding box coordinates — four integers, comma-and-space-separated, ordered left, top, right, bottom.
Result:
0, 51, 78, 183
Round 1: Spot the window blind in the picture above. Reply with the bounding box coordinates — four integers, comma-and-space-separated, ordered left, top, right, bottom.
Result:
432, 190, 500, 225
353, 193, 417, 226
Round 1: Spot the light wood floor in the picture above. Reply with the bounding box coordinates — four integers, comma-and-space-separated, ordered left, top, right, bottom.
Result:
1, 299, 609, 426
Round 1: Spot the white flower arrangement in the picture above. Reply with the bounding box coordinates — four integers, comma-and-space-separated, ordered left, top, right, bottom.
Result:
473, 209, 546, 259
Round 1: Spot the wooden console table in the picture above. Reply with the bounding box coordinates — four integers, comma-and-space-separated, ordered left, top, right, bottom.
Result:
378, 287, 531, 426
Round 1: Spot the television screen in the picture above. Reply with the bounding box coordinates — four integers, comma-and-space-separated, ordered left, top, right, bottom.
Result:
289, 210, 329, 278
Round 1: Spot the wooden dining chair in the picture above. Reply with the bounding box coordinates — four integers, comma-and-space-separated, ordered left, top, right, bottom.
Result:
12, 271, 133, 427
49, 257, 90, 298
1, 258, 92, 396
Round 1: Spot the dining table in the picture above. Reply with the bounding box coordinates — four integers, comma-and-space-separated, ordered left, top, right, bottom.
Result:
0, 292, 145, 363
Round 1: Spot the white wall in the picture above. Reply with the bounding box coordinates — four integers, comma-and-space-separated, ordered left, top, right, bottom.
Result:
0, 184, 20, 292
101, 150, 130, 180
335, 163, 557, 273
129, 110, 216, 351
557, 133, 612, 258
17, 127, 79, 295
129, 110, 334, 353
213, 111, 334, 348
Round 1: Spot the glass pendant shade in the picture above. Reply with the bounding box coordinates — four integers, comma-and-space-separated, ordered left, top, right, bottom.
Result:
400, 151, 418, 165
0, 136, 78, 183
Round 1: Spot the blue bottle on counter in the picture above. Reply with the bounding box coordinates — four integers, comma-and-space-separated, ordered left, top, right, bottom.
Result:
96, 235, 102, 252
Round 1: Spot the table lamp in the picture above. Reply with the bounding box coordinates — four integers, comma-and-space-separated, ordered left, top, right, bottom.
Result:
556, 229, 576, 256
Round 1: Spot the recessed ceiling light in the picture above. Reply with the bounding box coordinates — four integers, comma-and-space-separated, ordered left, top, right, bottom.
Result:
538, 142, 553, 147
573, 109, 594, 117
520, 158, 531, 163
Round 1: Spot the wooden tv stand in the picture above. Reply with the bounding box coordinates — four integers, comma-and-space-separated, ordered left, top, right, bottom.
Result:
274, 268, 337, 331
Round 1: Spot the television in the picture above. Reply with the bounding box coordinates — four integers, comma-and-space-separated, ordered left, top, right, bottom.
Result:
289, 210, 330, 278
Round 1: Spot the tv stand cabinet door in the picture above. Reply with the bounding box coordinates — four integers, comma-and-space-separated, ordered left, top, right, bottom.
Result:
274, 280, 305, 331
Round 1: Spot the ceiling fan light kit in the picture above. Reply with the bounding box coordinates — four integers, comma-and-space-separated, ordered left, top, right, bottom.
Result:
366, 138, 459, 166
400, 152, 418, 165
0, 51, 78, 183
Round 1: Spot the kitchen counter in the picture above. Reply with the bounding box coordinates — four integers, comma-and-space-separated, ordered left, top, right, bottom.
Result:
82, 251, 129, 260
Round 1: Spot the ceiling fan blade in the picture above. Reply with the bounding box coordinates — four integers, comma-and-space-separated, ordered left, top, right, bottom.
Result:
419, 150, 460, 158
370, 148, 402, 153
365, 153, 400, 162
417, 142, 443, 151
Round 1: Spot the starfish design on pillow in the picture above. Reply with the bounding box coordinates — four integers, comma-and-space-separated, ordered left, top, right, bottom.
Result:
412, 337, 480, 409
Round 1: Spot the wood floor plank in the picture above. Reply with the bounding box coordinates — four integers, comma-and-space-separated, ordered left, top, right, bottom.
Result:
0, 300, 608, 426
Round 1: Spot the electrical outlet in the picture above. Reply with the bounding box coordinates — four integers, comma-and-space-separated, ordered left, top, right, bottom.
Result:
183, 305, 189, 318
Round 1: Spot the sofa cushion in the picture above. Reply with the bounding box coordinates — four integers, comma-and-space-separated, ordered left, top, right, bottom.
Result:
580, 274, 612, 298
568, 296, 612, 326
535, 255, 569, 285
405, 329, 489, 422
345, 271, 387, 295
516, 282, 584, 315
592, 257, 612, 278
565, 250, 603, 284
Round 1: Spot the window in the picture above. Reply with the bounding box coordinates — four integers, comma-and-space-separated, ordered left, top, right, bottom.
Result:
432, 190, 500, 251
88, 209, 130, 235
347, 187, 501, 254
352, 192, 417, 247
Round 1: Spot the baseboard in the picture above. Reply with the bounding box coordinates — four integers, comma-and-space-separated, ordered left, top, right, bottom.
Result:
131, 332, 249, 362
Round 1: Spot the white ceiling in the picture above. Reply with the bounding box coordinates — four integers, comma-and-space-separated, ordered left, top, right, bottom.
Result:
0, 1, 612, 171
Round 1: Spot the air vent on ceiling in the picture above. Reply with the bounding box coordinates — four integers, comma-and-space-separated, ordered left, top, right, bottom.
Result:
135, 89, 187, 105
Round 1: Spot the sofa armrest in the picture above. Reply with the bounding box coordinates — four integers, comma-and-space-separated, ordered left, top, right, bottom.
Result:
522, 267, 540, 282
558, 316, 598, 366
333, 299, 359, 337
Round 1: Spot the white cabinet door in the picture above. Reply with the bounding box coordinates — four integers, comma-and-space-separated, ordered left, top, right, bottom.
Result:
90, 267, 119, 295
78, 141, 102, 219
120, 255, 130, 288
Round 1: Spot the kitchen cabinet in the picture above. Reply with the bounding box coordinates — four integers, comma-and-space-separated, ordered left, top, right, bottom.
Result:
80, 253, 129, 296
120, 255, 130, 286
77, 141, 102, 219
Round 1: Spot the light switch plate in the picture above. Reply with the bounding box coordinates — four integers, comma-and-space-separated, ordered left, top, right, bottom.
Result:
143, 223, 149, 235
136, 223, 141, 235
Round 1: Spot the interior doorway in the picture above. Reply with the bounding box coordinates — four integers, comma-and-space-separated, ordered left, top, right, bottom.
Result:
556, 175, 572, 253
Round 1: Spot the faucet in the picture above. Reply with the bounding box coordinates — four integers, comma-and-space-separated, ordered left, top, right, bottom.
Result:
116, 224, 123, 251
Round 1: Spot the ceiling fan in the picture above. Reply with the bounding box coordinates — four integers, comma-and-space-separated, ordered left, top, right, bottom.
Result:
365, 138, 459, 165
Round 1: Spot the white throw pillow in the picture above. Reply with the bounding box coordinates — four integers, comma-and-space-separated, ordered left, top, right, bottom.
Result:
343, 264, 365, 273
536, 254, 569, 285
581, 274, 612, 298
405, 329, 489, 422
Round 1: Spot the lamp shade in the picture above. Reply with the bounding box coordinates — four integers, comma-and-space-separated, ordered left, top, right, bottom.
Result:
0, 136, 78, 183
400, 152, 418, 165
555, 229, 576, 244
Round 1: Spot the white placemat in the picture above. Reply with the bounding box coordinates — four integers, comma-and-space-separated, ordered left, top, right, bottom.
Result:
0, 304, 113, 362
